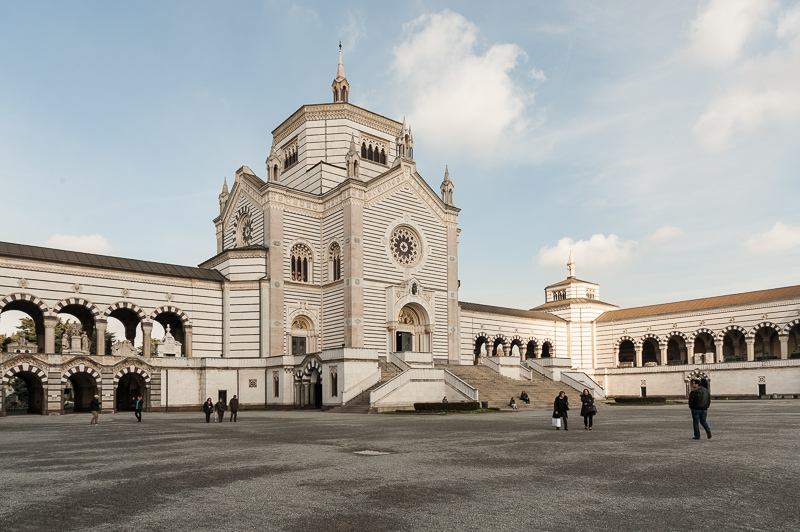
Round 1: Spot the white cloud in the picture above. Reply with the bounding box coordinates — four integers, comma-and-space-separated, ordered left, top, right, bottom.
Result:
744, 222, 800, 254
644, 225, 684, 245
392, 10, 539, 157
529, 68, 547, 84
685, 0, 777, 67
537, 234, 637, 270
690, 1, 800, 152
339, 11, 366, 51
45, 234, 111, 254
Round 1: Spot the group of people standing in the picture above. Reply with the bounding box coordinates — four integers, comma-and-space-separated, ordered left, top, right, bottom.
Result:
553, 389, 597, 431
203, 396, 239, 423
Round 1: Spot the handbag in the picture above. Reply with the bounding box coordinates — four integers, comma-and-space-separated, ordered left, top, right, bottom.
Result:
587, 405, 598, 415
551, 417, 561, 428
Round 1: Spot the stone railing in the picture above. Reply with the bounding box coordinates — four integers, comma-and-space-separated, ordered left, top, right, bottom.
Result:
370, 368, 478, 405
341, 367, 382, 404
388, 352, 411, 371
319, 347, 379, 361
605, 358, 800, 374
519, 365, 533, 381
562, 371, 605, 400
392, 351, 433, 367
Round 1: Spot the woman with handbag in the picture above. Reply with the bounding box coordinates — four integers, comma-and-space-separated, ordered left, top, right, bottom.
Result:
580, 389, 597, 430
553, 391, 569, 430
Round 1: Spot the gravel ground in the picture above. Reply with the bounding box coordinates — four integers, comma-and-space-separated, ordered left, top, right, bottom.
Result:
1, 400, 798, 531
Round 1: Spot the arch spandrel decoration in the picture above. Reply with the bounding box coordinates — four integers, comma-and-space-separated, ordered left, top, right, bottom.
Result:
61, 364, 102, 385
52, 298, 102, 319
1, 362, 48, 385
661, 331, 688, 347
749, 321, 782, 338
113, 365, 151, 385
0, 293, 51, 317
150, 306, 191, 326
104, 301, 148, 322
689, 328, 717, 341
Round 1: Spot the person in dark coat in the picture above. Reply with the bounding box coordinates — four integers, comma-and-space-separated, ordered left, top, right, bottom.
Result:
214, 398, 226, 423
553, 391, 569, 430
688, 379, 712, 440
89, 395, 101, 425
229, 395, 239, 422
580, 389, 595, 430
134, 395, 143, 422
202, 398, 214, 423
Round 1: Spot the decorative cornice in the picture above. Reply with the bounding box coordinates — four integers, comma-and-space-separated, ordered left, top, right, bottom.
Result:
272, 103, 402, 145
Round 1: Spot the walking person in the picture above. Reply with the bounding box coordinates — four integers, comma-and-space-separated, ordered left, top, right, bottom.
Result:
229, 395, 239, 422
89, 394, 101, 425
580, 389, 596, 430
134, 395, 143, 422
553, 391, 569, 430
203, 398, 214, 423
215, 398, 226, 423
688, 379, 712, 440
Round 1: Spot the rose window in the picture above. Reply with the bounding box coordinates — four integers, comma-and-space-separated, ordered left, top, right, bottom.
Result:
390, 226, 420, 266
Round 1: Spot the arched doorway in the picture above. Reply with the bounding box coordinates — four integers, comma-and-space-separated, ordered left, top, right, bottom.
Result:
492, 337, 507, 356
295, 359, 323, 409
541, 341, 552, 358
642, 338, 659, 365
666, 335, 687, 365
473, 336, 489, 364
395, 304, 429, 353
116, 373, 147, 412
618, 340, 635, 366
686, 370, 711, 396
525, 340, 538, 359
2, 365, 48, 415
62, 367, 101, 413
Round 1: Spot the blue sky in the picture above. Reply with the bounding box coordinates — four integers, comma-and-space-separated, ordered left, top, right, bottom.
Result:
1, 0, 799, 320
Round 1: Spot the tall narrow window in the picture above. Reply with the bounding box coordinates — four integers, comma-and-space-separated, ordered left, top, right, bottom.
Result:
290, 244, 313, 283
361, 143, 367, 158
328, 242, 341, 282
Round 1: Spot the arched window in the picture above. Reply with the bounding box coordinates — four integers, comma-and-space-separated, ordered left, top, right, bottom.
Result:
361, 143, 367, 158
328, 242, 341, 282
367, 145, 373, 161
380, 149, 386, 164
290, 244, 313, 283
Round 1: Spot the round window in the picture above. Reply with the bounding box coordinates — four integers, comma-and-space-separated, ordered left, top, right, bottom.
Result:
390, 226, 420, 267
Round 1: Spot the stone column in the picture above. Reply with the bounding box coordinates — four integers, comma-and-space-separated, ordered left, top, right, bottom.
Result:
142, 322, 153, 357
446, 218, 460, 363
745, 337, 755, 361
44, 316, 57, 355
659, 345, 667, 366
265, 206, 285, 358
634, 345, 642, 367
779, 335, 789, 360
342, 187, 365, 348
222, 285, 230, 357
184, 326, 192, 358
95, 320, 107, 356
686, 343, 695, 365
715, 342, 724, 363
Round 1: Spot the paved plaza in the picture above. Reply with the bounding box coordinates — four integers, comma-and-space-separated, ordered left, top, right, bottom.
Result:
1, 401, 798, 531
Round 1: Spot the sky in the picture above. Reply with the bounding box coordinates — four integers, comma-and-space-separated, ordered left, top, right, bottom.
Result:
1, 0, 799, 336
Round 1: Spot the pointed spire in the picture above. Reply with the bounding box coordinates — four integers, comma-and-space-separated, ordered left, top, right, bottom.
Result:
443, 165, 451, 183
567, 250, 575, 278
348, 132, 357, 153
336, 41, 345, 80
440, 165, 454, 205
332, 42, 350, 103
221, 177, 229, 195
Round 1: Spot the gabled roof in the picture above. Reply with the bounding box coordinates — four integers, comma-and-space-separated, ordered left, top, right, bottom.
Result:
0, 241, 225, 283
459, 301, 565, 322
545, 277, 598, 289
530, 298, 618, 311
595, 285, 800, 322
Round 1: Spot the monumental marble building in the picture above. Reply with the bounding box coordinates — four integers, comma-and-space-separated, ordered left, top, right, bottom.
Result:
2, 51, 799, 415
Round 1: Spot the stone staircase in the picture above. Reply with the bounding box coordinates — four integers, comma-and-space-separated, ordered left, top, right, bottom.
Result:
325, 358, 402, 414
444, 364, 581, 410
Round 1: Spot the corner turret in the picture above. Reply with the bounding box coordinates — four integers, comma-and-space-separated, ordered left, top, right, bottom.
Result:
332, 42, 349, 103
